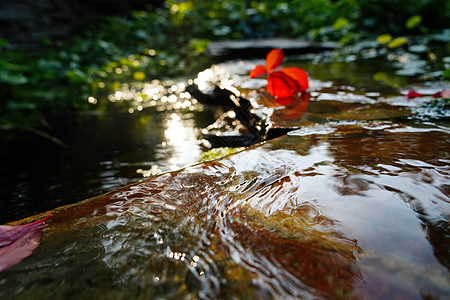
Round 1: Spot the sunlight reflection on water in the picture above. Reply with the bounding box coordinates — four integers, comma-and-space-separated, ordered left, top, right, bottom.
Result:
164, 113, 202, 170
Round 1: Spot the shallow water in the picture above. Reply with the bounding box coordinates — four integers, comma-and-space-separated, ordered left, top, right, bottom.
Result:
1, 55, 450, 298
1, 121, 449, 299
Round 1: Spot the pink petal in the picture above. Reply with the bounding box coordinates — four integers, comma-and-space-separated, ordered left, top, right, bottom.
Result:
0, 215, 51, 271
434, 89, 450, 98
442, 89, 450, 98
0, 227, 44, 272
0, 215, 51, 247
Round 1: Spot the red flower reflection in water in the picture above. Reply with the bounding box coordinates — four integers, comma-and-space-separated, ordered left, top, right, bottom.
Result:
272, 93, 311, 120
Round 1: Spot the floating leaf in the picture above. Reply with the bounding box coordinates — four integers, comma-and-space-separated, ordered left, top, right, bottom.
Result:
405, 15, 422, 30
376, 34, 392, 44
388, 37, 408, 48
133, 71, 146, 81
333, 17, 349, 31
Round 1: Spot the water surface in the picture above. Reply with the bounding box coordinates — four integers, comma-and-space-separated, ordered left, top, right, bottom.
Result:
1, 121, 449, 299
1, 55, 449, 299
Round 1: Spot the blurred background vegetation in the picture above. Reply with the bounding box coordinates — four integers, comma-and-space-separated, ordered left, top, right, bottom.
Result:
0, 0, 449, 136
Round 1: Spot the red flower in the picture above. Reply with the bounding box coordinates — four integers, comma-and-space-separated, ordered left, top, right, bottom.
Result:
250, 49, 309, 98
407, 90, 424, 99
407, 89, 450, 99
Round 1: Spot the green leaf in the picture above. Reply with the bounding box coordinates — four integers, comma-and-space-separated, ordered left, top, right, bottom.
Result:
405, 15, 422, 30
40, 37, 53, 46
0, 38, 8, 49
376, 34, 392, 44
189, 39, 210, 54
388, 37, 407, 48
332, 17, 349, 31
7, 101, 36, 110
199, 147, 245, 162
0, 59, 26, 71
133, 71, 146, 81
66, 69, 89, 83
443, 69, 450, 79
119, 57, 130, 65
0, 70, 28, 85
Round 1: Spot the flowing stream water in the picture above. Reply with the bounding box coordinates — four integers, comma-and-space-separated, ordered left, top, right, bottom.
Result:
0, 54, 449, 299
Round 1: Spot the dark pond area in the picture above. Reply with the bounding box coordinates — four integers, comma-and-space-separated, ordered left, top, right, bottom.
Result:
0, 48, 449, 298
0, 106, 216, 224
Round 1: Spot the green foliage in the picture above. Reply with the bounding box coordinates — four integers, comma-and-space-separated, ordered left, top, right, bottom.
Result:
376, 34, 392, 44
333, 18, 350, 31
387, 37, 408, 48
405, 15, 422, 30
443, 69, 450, 80
1, 0, 448, 134
357, 0, 449, 34
199, 147, 245, 162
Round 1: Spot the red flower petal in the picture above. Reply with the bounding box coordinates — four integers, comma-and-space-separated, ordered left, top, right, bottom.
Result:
407, 90, 424, 99
433, 89, 450, 98
250, 65, 268, 78
267, 71, 300, 98
266, 49, 284, 71
279, 67, 309, 92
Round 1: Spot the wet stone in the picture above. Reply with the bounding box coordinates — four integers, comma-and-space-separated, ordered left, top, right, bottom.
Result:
1, 122, 449, 299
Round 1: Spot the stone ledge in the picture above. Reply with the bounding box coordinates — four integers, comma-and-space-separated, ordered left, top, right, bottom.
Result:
207, 38, 336, 59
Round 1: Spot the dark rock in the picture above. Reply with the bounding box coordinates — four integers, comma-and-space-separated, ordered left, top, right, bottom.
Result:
187, 83, 269, 149
207, 38, 336, 60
